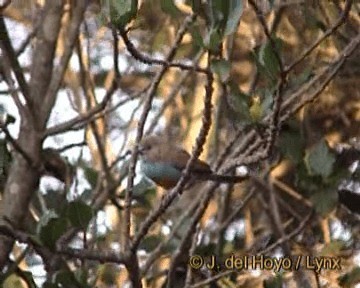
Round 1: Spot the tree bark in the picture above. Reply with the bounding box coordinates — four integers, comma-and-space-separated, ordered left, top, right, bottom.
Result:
0, 0, 65, 269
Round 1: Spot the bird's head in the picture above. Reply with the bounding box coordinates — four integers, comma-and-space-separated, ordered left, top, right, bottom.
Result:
139, 135, 162, 156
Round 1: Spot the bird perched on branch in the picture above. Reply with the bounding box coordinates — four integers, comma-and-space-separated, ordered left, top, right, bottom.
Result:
138, 135, 248, 189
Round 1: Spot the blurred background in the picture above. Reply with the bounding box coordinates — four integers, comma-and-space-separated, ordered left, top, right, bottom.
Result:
0, 0, 360, 287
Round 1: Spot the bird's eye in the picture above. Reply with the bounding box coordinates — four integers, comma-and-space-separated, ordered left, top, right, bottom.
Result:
142, 144, 151, 151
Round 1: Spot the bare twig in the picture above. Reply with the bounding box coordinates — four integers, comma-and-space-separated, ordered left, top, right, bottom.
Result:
226, 31, 360, 170
258, 211, 314, 255
40, 1, 87, 126
146, 50, 204, 135
57, 141, 87, 153
249, 0, 287, 159
112, 26, 121, 81
44, 80, 117, 137
141, 190, 203, 275
284, 0, 353, 73
166, 61, 214, 287
120, 12, 199, 288
272, 177, 313, 208
0, 53, 26, 118
0, 122, 33, 165
118, 16, 208, 75
0, 225, 127, 264
125, 14, 198, 252
190, 270, 234, 288
216, 189, 255, 232
0, 17, 32, 115
131, 54, 213, 253
166, 183, 218, 288
184, 225, 201, 288
248, 0, 284, 74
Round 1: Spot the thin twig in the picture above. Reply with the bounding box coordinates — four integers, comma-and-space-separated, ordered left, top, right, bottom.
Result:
166, 61, 214, 287
216, 189, 255, 232
0, 18, 31, 103
141, 190, 202, 275
125, 14, 198, 252
226, 31, 360, 170
146, 50, 204, 135
44, 80, 117, 137
284, 0, 353, 73
131, 56, 213, 254
0, 225, 127, 264
0, 122, 33, 165
258, 211, 314, 255
118, 16, 208, 75
41, 1, 87, 124
249, 0, 287, 160
190, 270, 234, 288
184, 225, 201, 288
57, 141, 87, 153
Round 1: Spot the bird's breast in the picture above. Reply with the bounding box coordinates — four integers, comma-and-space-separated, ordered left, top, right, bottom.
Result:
140, 159, 182, 188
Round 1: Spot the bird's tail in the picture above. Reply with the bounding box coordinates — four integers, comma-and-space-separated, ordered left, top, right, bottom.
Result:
195, 172, 248, 184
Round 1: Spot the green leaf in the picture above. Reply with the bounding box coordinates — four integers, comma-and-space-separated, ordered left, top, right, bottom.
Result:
279, 130, 304, 164
74, 269, 91, 288
42, 282, 57, 288
6, 114, 16, 124
320, 240, 345, 256
138, 235, 161, 252
249, 98, 263, 122
187, 0, 201, 14
264, 273, 283, 288
258, 38, 282, 80
38, 213, 69, 250
83, 165, 99, 188
224, 0, 243, 35
36, 210, 59, 234
53, 270, 82, 287
210, 59, 231, 82
20, 271, 37, 288
0, 139, 11, 191
79, 188, 93, 202
305, 140, 335, 178
204, 28, 222, 53
261, 90, 273, 114
40, 189, 67, 214
110, 0, 138, 28
228, 83, 251, 123
66, 200, 93, 229
0, 104, 16, 125
160, 0, 181, 17
3, 274, 27, 288
210, 0, 228, 29
97, 264, 118, 285
338, 267, 360, 288
189, 24, 204, 48
290, 67, 314, 87
310, 189, 338, 216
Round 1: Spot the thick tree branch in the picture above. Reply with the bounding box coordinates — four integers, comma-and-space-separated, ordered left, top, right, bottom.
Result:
40, 1, 87, 127
0, 16, 32, 113
0, 2, 66, 269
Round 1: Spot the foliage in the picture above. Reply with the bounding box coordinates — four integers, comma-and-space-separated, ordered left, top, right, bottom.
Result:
0, 0, 359, 287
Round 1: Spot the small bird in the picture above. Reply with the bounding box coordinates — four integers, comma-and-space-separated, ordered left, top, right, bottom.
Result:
138, 135, 247, 189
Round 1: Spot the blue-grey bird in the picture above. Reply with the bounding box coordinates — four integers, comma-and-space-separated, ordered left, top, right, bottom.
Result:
139, 136, 247, 189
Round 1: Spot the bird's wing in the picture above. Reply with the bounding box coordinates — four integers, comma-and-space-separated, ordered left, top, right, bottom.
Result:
158, 146, 212, 174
